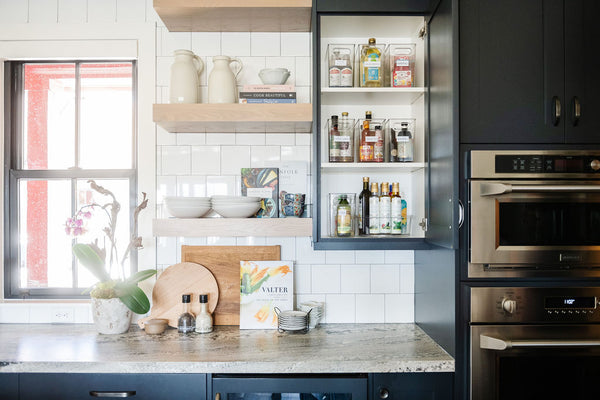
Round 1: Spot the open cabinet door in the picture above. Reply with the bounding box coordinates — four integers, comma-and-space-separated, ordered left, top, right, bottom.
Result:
424, 0, 459, 249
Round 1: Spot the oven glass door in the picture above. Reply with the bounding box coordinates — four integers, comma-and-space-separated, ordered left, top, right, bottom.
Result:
471, 325, 600, 400
470, 180, 600, 267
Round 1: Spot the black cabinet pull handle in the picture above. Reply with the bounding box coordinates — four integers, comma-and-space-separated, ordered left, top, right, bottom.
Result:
89, 391, 136, 398
551, 96, 561, 126
572, 96, 581, 126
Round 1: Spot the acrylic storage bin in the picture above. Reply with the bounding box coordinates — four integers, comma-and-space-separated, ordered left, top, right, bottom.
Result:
357, 39, 385, 87
356, 118, 387, 163
388, 118, 415, 162
389, 44, 416, 87
327, 44, 355, 87
328, 193, 356, 237
326, 115, 356, 163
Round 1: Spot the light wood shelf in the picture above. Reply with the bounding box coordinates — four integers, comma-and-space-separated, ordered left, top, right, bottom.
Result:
321, 162, 425, 172
153, 217, 313, 237
321, 87, 426, 104
154, 0, 312, 32
153, 103, 313, 133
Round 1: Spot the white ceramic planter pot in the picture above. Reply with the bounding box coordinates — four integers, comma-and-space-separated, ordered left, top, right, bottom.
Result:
91, 298, 133, 334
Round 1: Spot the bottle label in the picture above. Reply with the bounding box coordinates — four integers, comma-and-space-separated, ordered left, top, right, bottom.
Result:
329, 67, 341, 87
395, 57, 410, 67
379, 197, 391, 233
367, 67, 380, 82
334, 135, 351, 142
363, 60, 381, 67
365, 136, 378, 143
369, 197, 380, 234
360, 145, 374, 161
393, 70, 412, 87
374, 144, 384, 162
401, 199, 408, 234
340, 67, 353, 87
358, 198, 363, 230
335, 59, 348, 66
397, 136, 410, 142
337, 208, 352, 235
391, 198, 402, 234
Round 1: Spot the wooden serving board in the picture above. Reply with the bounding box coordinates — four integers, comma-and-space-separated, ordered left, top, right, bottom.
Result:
138, 262, 219, 329
181, 245, 281, 325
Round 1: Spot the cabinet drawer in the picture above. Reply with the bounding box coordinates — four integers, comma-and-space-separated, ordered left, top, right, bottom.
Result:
372, 373, 453, 400
20, 373, 206, 400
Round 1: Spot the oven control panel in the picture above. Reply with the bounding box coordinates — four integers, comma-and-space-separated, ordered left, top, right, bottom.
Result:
495, 155, 600, 174
470, 287, 600, 324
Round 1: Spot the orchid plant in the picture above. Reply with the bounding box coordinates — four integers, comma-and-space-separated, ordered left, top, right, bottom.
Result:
66, 180, 156, 314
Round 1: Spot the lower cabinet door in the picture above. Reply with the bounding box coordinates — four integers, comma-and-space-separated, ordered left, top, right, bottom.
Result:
19, 373, 206, 400
0, 373, 19, 399
211, 374, 368, 399
372, 373, 453, 400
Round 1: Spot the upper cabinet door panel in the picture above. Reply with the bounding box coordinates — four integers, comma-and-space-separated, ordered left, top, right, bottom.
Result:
460, 0, 564, 144
564, 0, 600, 143
315, 0, 430, 13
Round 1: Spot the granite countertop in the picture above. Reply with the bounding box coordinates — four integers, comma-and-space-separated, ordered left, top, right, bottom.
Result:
0, 323, 454, 374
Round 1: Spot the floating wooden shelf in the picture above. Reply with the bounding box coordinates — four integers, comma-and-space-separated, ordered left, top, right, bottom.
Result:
321, 162, 425, 172
153, 103, 313, 133
154, 0, 312, 32
153, 217, 313, 237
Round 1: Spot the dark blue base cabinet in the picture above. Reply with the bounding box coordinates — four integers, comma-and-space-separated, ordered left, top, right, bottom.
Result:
8, 372, 452, 399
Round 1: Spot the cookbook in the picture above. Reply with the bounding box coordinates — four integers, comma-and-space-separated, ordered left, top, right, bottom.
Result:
241, 167, 279, 218
239, 260, 294, 329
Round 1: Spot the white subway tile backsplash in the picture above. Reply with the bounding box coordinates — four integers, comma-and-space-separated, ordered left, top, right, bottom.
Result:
157, 175, 177, 202
400, 264, 415, 294
235, 56, 266, 86
116, 0, 146, 23
324, 294, 355, 323
29, 0, 58, 23
236, 237, 267, 246
325, 250, 355, 265
295, 57, 312, 87
236, 133, 265, 146
281, 33, 311, 56
176, 176, 207, 197
251, 146, 281, 167
251, 33, 281, 56
311, 264, 340, 293
266, 237, 296, 261
206, 175, 236, 196
371, 264, 400, 294
355, 250, 385, 264
295, 237, 325, 264
356, 294, 385, 323
179, 237, 208, 246
266, 134, 295, 146
384, 250, 415, 264
281, 145, 310, 163
385, 294, 414, 323
296, 86, 311, 104
191, 146, 221, 175
162, 31, 192, 57
295, 133, 311, 146
206, 236, 237, 245
294, 264, 311, 294
162, 146, 191, 175
58, 0, 87, 23
206, 133, 236, 145
156, 237, 177, 265
156, 56, 173, 88
221, 32, 251, 56
178, 133, 206, 145
0, 0, 28, 23
88, 0, 116, 22
157, 126, 177, 146
221, 146, 251, 175
192, 32, 222, 56
340, 264, 370, 294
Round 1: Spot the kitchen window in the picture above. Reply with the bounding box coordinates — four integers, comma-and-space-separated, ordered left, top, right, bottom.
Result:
3, 60, 137, 299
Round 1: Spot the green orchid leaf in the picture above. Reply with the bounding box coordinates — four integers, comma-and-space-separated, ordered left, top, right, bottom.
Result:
118, 285, 151, 314
124, 269, 156, 285
72, 243, 110, 282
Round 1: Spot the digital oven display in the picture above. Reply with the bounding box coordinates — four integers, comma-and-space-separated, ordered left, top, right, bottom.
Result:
545, 296, 597, 309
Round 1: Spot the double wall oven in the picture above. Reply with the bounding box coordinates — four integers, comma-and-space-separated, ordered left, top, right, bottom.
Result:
466, 151, 600, 399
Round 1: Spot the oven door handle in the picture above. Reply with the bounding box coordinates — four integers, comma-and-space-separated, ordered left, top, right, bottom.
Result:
480, 182, 600, 196
480, 334, 600, 350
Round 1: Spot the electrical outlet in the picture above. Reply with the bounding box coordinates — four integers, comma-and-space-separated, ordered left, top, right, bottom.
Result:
51, 307, 75, 323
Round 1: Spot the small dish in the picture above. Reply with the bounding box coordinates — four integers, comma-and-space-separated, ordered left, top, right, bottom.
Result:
259, 68, 291, 85
144, 318, 168, 335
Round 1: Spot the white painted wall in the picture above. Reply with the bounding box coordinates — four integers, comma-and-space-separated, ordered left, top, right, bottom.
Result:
0, 0, 415, 324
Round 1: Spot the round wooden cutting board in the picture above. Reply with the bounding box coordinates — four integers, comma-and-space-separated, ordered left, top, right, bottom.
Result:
137, 262, 219, 329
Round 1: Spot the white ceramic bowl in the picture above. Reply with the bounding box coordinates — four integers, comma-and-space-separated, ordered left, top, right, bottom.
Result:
211, 195, 262, 203
165, 197, 211, 218
212, 202, 261, 218
165, 196, 211, 205
258, 68, 291, 85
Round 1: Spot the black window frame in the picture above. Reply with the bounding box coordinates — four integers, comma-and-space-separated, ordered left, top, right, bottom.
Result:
3, 60, 138, 299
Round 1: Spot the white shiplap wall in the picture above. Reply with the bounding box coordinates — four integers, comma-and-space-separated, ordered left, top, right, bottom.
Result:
0, 0, 415, 324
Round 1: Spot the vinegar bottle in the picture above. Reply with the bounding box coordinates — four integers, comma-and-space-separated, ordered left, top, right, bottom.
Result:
329, 115, 340, 162
360, 112, 374, 162
369, 182, 380, 235
379, 182, 391, 234
391, 183, 402, 235
358, 177, 370, 235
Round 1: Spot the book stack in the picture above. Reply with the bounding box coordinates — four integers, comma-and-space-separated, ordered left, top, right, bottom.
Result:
239, 84, 296, 104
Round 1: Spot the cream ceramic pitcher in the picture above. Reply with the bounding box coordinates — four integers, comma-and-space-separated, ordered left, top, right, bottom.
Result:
169, 49, 204, 104
208, 55, 243, 103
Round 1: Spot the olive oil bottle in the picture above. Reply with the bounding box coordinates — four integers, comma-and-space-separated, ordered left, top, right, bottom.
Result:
360, 38, 382, 87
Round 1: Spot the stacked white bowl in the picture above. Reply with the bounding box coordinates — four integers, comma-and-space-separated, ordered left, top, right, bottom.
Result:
298, 301, 324, 328
164, 196, 211, 218
210, 195, 262, 218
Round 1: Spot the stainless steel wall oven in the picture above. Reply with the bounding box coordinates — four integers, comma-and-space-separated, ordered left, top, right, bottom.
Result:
468, 150, 600, 278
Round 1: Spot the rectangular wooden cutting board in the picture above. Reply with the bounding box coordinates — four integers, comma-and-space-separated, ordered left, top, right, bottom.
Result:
181, 245, 281, 325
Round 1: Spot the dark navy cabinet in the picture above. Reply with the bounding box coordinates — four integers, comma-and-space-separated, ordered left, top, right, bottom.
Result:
0, 373, 19, 399
372, 373, 453, 399
19, 373, 206, 400
460, 0, 600, 144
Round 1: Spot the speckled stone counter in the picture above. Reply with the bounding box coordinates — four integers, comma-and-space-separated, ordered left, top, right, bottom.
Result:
0, 323, 454, 374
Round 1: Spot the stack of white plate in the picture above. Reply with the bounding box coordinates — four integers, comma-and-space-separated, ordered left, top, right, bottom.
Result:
275, 308, 309, 332
165, 196, 211, 218
298, 301, 324, 328
210, 195, 262, 218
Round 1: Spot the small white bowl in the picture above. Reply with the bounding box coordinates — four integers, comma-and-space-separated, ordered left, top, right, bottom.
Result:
213, 202, 261, 218
211, 195, 262, 203
259, 68, 291, 85
165, 197, 211, 218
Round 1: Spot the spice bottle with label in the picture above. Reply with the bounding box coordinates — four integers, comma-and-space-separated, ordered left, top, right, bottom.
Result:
359, 111, 375, 162
338, 112, 354, 162
390, 122, 414, 162
368, 182, 380, 234
177, 294, 195, 334
195, 294, 213, 334
379, 182, 392, 234
329, 115, 340, 162
336, 194, 353, 237
373, 123, 385, 163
